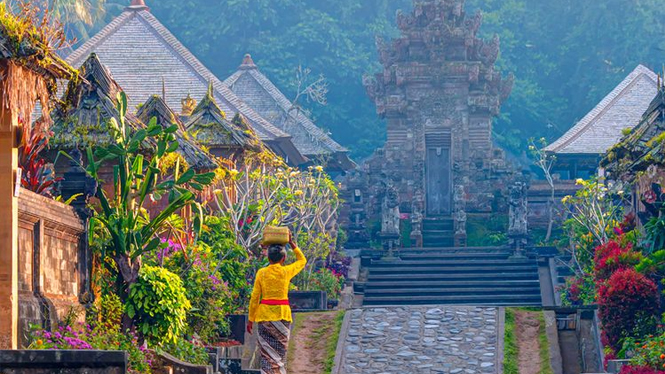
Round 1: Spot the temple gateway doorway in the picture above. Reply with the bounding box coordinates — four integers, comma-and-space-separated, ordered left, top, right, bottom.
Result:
425, 132, 452, 216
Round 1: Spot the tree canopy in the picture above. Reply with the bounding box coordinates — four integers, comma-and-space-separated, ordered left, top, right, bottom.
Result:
64, 0, 665, 158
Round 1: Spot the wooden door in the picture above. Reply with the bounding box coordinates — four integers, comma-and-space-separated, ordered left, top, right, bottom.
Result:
426, 146, 452, 216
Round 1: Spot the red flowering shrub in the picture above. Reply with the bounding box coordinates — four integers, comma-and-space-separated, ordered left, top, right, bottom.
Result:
619, 365, 665, 374
598, 268, 659, 351
594, 239, 643, 282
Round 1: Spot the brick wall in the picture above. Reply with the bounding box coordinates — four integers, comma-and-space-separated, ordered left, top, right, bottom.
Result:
17, 188, 86, 347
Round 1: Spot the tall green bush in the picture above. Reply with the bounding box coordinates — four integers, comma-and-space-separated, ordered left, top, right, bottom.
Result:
126, 265, 191, 344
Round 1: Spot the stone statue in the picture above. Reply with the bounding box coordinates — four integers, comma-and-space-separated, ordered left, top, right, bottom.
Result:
508, 181, 528, 236
381, 180, 401, 236
508, 181, 528, 255
453, 185, 467, 236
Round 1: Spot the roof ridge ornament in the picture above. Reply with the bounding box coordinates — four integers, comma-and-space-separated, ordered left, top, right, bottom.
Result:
127, 0, 149, 11
239, 54, 258, 70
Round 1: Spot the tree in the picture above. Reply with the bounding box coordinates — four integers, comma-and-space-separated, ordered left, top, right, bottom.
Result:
528, 138, 556, 241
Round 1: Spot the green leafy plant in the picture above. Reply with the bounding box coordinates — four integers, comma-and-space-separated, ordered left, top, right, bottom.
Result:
126, 265, 191, 344
72, 92, 214, 329
305, 267, 343, 300
157, 337, 209, 365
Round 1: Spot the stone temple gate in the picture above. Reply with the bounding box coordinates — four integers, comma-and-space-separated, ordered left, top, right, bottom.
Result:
344, 0, 515, 249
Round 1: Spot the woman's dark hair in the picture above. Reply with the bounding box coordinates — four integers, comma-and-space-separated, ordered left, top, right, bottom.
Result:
267, 244, 286, 263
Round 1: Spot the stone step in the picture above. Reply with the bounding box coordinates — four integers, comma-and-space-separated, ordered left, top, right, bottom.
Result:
362, 294, 542, 306
368, 272, 539, 281
400, 246, 511, 253
368, 265, 538, 274
423, 240, 455, 248
364, 280, 541, 289
398, 253, 511, 261
364, 287, 541, 297
422, 218, 454, 231
371, 259, 535, 266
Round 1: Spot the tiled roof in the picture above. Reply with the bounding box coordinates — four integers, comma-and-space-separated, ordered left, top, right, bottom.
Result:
64, 4, 306, 165
224, 55, 355, 170
545, 65, 658, 155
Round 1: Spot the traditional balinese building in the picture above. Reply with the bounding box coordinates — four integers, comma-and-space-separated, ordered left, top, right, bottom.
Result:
183, 84, 262, 162
545, 65, 658, 179
224, 55, 354, 172
602, 82, 665, 225
347, 0, 514, 248
48, 54, 216, 174
64, 0, 306, 166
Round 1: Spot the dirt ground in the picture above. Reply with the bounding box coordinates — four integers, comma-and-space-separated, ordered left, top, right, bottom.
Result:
288, 312, 339, 374
514, 310, 543, 374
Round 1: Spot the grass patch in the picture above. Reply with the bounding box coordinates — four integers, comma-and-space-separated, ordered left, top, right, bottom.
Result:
504, 308, 519, 374
323, 310, 345, 374
536, 311, 554, 374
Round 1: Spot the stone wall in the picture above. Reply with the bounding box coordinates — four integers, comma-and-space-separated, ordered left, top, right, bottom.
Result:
17, 188, 87, 347
0, 350, 127, 373
528, 180, 580, 230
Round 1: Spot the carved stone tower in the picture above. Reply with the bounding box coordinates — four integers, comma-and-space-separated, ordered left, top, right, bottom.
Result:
362, 0, 513, 247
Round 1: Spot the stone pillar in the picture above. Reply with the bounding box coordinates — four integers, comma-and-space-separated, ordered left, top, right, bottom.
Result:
0, 104, 19, 349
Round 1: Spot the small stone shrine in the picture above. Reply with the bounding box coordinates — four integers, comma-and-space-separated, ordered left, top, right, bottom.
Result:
345, 0, 515, 248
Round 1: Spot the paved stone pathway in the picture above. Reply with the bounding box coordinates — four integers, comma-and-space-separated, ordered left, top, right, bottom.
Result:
337, 306, 500, 374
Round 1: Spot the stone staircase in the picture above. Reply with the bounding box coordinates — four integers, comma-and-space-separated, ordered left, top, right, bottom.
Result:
422, 217, 455, 247
361, 246, 543, 306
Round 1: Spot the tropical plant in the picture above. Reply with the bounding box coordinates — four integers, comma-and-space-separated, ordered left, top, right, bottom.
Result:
30, 322, 152, 373
125, 265, 191, 345
157, 337, 209, 365
18, 119, 61, 196
597, 268, 659, 351
152, 238, 240, 343
307, 267, 344, 300
622, 333, 665, 373
214, 159, 339, 261
594, 239, 643, 282
561, 178, 628, 245
74, 92, 215, 327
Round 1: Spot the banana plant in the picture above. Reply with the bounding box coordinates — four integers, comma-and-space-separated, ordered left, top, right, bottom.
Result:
72, 92, 215, 323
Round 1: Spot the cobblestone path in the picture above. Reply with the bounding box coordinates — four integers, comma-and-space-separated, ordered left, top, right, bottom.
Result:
337, 306, 500, 374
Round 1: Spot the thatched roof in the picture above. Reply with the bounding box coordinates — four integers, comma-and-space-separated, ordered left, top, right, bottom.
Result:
0, 3, 77, 132
0, 4, 76, 84
602, 85, 665, 179
184, 84, 261, 152
137, 95, 217, 171
49, 53, 143, 149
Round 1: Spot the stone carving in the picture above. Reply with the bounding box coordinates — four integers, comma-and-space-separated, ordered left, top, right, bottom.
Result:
508, 181, 528, 254
381, 180, 401, 237
453, 184, 467, 236
508, 181, 528, 236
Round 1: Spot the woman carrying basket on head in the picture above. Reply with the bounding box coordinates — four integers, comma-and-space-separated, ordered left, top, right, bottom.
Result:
247, 228, 306, 374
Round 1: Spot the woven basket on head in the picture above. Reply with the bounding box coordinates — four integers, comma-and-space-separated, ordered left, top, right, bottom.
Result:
262, 226, 289, 245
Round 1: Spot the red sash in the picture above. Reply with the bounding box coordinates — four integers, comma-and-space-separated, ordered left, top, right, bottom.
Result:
260, 299, 290, 306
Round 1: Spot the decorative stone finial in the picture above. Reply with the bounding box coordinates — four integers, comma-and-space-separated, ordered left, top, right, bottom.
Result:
239, 54, 258, 70
181, 93, 196, 116
127, 0, 149, 11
